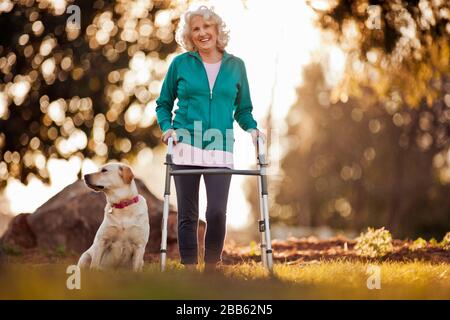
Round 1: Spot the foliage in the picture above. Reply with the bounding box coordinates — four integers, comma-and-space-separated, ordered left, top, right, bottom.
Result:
429, 238, 440, 247
417, 232, 450, 250
0, 0, 185, 187
0, 242, 22, 256
310, 0, 450, 108
410, 237, 427, 251
253, 0, 450, 237
263, 63, 450, 238
248, 240, 260, 257
442, 232, 450, 250
301, 3, 450, 234
54, 244, 67, 257
355, 227, 393, 258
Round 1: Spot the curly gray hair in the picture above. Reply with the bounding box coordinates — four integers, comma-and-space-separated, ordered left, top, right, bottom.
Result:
175, 6, 230, 52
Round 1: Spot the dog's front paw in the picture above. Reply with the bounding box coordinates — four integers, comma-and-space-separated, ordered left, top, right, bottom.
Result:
90, 263, 103, 271
132, 260, 144, 272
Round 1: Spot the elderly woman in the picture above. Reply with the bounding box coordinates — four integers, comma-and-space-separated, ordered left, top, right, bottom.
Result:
155, 6, 264, 271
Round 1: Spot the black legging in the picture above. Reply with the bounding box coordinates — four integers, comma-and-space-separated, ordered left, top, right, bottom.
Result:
172, 164, 232, 265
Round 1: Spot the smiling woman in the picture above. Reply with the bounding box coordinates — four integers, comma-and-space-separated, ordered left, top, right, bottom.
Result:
191, 17, 218, 52
154, 5, 266, 270
175, 6, 229, 55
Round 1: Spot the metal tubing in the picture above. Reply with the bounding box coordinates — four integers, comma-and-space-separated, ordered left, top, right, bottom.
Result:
257, 171, 267, 268
261, 193, 273, 271
160, 194, 170, 272
256, 136, 273, 272
160, 136, 274, 272
160, 137, 173, 272
171, 169, 260, 176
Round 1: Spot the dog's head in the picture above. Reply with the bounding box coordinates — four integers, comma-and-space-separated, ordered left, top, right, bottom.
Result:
84, 163, 135, 192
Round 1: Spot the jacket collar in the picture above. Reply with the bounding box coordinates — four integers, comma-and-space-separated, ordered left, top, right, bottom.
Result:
188, 50, 232, 62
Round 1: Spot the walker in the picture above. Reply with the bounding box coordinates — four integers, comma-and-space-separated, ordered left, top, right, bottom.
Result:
159, 136, 273, 272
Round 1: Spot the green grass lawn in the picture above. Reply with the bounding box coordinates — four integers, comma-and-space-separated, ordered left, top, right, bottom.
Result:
1, 260, 449, 299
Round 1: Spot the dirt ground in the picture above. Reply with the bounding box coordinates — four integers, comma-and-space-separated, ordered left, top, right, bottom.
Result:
223, 236, 450, 264
2, 236, 449, 265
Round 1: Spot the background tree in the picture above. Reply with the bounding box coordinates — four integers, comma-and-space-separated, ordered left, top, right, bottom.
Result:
247, 0, 450, 237
246, 0, 450, 238
267, 63, 450, 239
0, 0, 187, 188
308, 0, 449, 163
309, 0, 449, 107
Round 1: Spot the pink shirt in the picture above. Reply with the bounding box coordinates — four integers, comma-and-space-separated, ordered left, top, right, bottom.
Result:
172, 142, 234, 169
203, 61, 221, 91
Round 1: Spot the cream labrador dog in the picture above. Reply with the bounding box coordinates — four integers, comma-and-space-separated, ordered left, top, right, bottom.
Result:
78, 163, 150, 271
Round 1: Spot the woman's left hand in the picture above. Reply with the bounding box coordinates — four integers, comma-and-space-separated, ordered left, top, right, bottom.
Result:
250, 129, 266, 147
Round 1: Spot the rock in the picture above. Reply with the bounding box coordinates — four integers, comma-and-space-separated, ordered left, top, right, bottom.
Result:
1, 213, 36, 248
1, 179, 177, 254
0, 211, 13, 238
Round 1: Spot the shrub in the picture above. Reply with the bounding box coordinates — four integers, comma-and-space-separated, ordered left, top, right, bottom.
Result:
429, 238, 439, 247
410, 237, 427, 251
55, 244, 66, 257
442, 232, 450, 250
0, 242, 23, 256
355, 227, 393, 258
248, 241, 260, 257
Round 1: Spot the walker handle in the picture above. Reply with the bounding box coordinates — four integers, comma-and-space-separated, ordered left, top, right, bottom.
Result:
167, 136, 174, 155
256, 135, 265, 157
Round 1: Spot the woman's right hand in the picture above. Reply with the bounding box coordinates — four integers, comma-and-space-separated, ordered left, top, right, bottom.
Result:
161, 129, 178, 145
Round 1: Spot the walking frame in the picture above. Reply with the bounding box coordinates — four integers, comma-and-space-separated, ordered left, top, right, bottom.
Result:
160, 136, 274, 272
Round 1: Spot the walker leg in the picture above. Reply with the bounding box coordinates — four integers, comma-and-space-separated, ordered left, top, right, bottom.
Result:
160, 139, 174, 272
259, 173, 273, 272
256, 136, 273, 273
160, 193, 170, 272
257, 172, 267, 269
261, 192, 273, 272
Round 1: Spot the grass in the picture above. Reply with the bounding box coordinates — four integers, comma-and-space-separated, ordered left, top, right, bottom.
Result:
0, 243, 23, 256
1, 260, 449, 300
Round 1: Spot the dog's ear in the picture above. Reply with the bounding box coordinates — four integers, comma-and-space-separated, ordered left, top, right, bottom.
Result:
120, 166, 134, 184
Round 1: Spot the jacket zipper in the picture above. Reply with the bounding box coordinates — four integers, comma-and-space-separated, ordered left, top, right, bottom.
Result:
211, 60, 225, 100
200, 65, 212, 132
197, 55, 226, 129
211, 62, 225, 133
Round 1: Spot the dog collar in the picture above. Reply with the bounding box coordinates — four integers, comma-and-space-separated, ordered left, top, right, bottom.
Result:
112, 196, 139, 209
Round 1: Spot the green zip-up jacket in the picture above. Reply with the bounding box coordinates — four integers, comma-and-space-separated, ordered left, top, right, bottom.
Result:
155, 50, 257, 153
